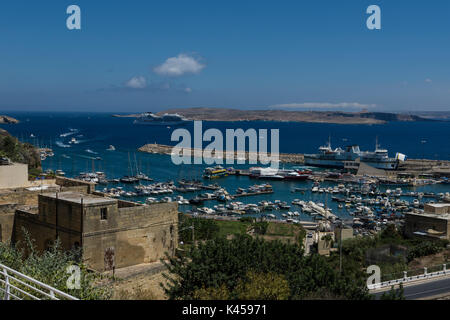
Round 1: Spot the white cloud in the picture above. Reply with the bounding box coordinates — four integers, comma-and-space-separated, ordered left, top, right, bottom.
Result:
425, 78, 432, 83
125, 76, 147, 89
154, 54, 205, 77
268, 102, 376, 109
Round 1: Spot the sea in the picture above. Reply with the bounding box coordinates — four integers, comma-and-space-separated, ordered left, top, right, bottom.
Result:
1, 111, 449, 221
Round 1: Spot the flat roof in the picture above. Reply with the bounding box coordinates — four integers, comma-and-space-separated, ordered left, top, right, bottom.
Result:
406, 212, 450, 220
425, 203, 450, 208
41, 192, 117, 206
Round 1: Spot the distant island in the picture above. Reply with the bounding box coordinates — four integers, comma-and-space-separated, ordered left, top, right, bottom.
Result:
0, 115, 19, 124
113, 108, 434, 125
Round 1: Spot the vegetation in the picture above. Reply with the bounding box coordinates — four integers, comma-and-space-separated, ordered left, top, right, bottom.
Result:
114, 287, 157, 300
335, 225, 449, 273
173, 217, 446, 300
380, 284, 405, 300
235, 271, 290, 300
407, 240, 448, 262
178, 213, 220, 243
0, 230, 111, 300
161, 235, 370, 300
179, 214, 305, 246
0, 130, 41, 170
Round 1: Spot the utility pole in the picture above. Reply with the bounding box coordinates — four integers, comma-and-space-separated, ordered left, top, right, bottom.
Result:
192, 223, 195, 244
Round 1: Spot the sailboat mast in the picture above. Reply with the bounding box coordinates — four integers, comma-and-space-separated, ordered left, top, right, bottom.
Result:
128, 152, 134, 177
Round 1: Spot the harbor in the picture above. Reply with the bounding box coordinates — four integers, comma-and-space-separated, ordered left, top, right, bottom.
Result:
4, 113, 450, 239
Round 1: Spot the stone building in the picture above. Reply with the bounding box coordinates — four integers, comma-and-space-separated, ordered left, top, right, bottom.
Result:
0, 162, 29, 189
405, 203, 450, 240
13, 191, 178, 271
0, 176, 178, 272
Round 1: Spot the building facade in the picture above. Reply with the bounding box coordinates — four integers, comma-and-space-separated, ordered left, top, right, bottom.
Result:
12, 190, 178, 271
405, 203, 450, 240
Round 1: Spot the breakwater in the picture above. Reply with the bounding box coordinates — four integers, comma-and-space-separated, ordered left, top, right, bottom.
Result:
138, 143, 305, 164
137, 143, 450, 178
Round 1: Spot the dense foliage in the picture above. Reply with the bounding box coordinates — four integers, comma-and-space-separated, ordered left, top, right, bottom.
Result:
0, 130, 41, 170
179, 214, 220, 243
380, 284, 405, 300
339, 224, 448, 268
0, 232, 110, 300
162, 235, 371, 300
407, 240, 448, 262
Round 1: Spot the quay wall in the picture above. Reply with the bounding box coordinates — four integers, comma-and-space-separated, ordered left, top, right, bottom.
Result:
55, 176, 95, 193
138, 143, 450, 173
138, 143, 304, 164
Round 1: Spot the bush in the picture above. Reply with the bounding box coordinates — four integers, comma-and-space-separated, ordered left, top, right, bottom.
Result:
252, 221, 268, 235
161, 235, 370, 300
0, 231, 111, 300
235, 271, 290, 300
407, 241, 446, 262
179, 214, 220, 243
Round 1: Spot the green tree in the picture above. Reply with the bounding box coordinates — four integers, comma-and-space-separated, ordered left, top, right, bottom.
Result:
179, 214, 220, 243
193, 284, 231, 300
0, 231, 111, 300
235, 271, 290, 300
161, 235, 370, 300
380, 284, 405, 300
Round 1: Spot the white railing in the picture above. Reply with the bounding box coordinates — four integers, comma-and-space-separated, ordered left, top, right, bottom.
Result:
0, 263, 78, 300
368, 264, 450, 290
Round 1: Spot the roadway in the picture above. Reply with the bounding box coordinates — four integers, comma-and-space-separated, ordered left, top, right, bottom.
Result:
371, 275, 450, 300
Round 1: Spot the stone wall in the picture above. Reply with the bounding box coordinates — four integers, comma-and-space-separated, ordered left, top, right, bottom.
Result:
0, 163, 28, 189
0, 189, 56, 206
82, 202, 178, 271
55, 176, 95, 193
0, 204, 20, 242
13, 195, 83, 252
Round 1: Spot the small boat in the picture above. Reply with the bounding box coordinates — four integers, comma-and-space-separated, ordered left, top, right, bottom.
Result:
69, 137, 78, 144
107, 145, 116, 151
120, 176, 139, 183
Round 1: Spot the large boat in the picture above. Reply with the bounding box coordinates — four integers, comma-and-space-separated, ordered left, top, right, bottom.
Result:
304, 138, 402, 170
133, 112, 190, 126
249, 167, 311, 180
203, 166, 228, 179
358, 141, 400, 170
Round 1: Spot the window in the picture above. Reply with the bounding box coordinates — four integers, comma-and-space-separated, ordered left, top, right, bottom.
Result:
100, 207, 108, 220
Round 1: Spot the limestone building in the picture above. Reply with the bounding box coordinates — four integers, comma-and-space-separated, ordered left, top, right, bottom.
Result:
405, 203, 450, 240
13, 191, 178, 271
0, 162, 29, 189
0, 176, 178, 272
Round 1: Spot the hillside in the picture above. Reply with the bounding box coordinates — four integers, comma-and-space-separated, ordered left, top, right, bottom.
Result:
153, 108, 433, 124
0, 115, 19, 124
0, 129, 41, 170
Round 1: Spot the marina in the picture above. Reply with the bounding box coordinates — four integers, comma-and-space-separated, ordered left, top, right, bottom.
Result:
4, 113, 450, 237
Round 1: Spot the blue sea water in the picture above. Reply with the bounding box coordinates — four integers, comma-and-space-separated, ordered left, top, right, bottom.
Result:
1, 112, 449, 221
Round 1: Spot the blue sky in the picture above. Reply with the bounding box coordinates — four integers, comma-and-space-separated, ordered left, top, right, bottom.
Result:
1, 0, 449, 112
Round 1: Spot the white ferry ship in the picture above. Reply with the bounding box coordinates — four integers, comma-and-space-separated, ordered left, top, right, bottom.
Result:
304, 138, 404, 170
133, 112, 190, 126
